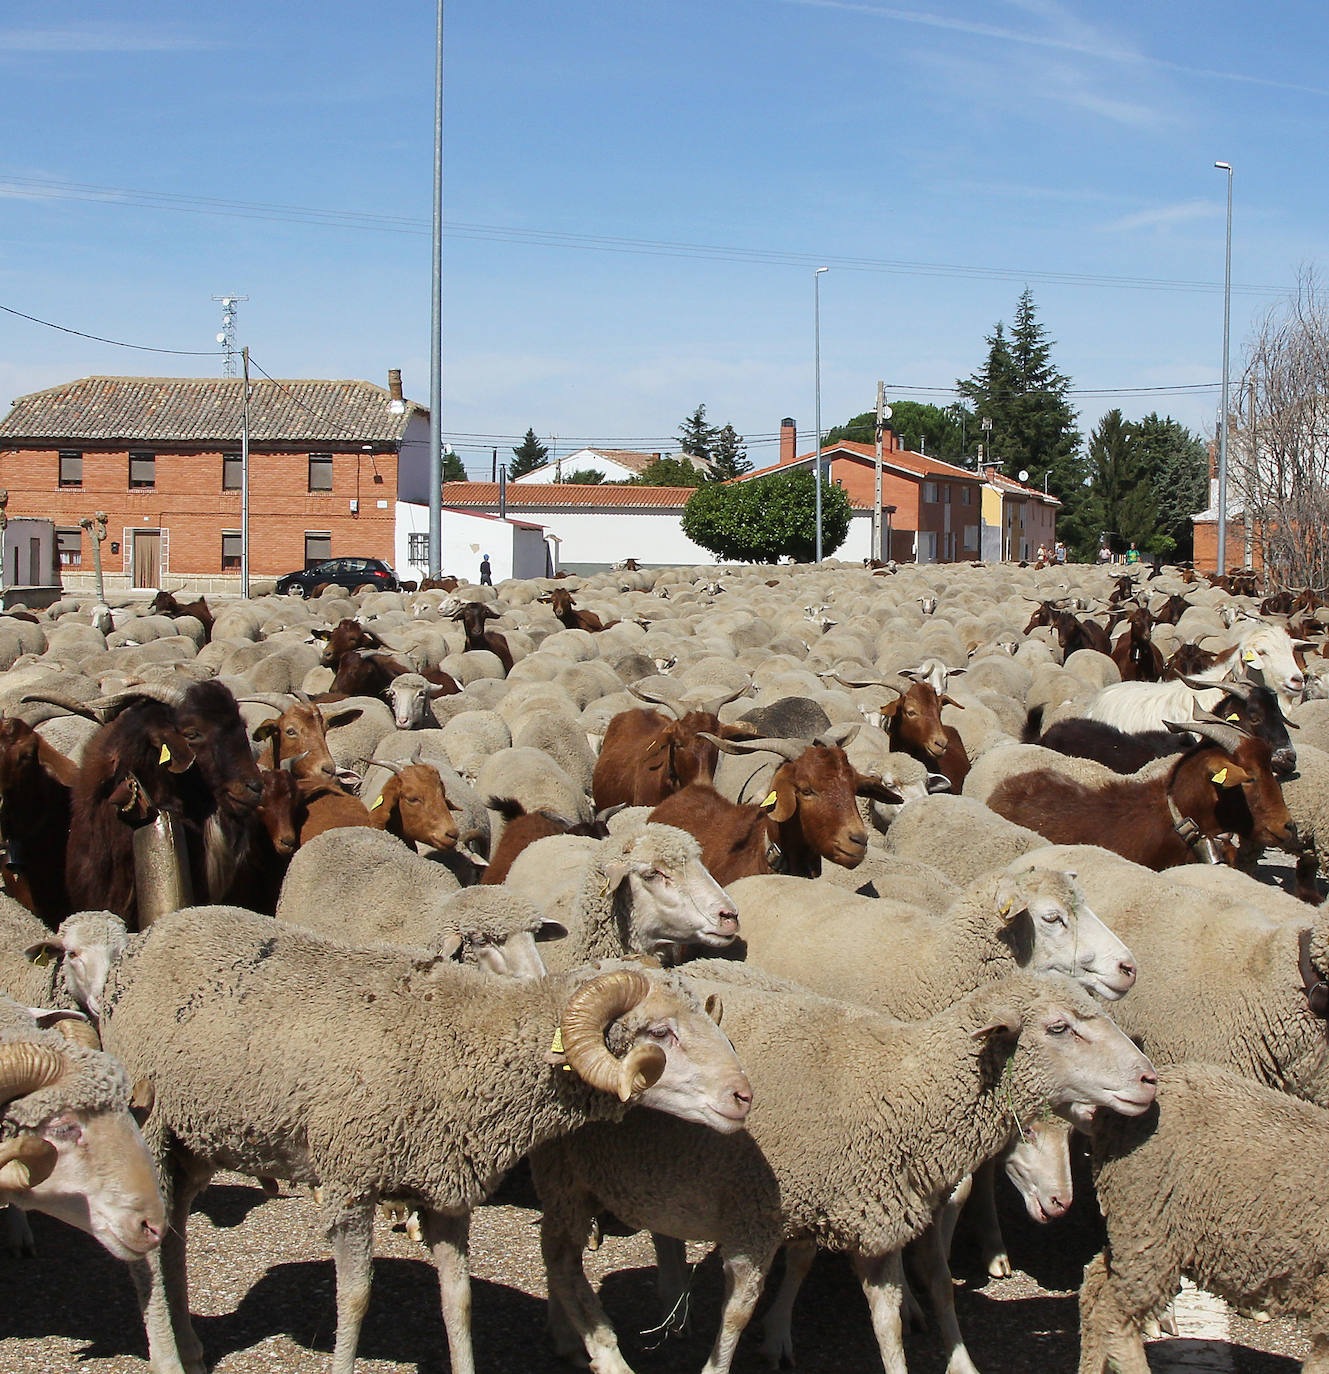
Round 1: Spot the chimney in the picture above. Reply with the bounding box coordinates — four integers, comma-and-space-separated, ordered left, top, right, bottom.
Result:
387, 369, 403, 401
780, 417, 797, 465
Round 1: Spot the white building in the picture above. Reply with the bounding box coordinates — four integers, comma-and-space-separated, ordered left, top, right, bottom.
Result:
395, 503, 550, 583
512, 447, 708, 484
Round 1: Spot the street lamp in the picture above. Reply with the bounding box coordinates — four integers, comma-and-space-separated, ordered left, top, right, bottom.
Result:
1215, 160, 1233, 576
814, 266, 829, 563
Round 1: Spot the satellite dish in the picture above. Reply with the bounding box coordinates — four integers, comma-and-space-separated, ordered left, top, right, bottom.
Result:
881, 405, 893, 420
1018, 469, 1030, 483
216, 333, 227, 344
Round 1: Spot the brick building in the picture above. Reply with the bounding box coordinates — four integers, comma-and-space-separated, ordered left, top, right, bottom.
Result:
0, 373, 427, 592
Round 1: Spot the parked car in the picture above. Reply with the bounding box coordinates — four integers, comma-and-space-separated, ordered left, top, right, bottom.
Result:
276, 557, 400, 596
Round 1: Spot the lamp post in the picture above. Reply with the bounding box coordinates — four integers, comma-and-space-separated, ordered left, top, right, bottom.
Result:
427, 0, 445, 578
1215, 160, 1233, 576
814, 266, 829, 563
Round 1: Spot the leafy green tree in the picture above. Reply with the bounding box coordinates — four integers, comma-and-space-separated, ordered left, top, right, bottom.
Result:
823, 401, 973, 461
508, 428, 550, 479
561, 467, 606, 485
682, 469, 850, 563
959, 290, 1080, 480
1134, 413, 1208, 559
631, 457, 705, 487
1079, 409, 1166, 555
707, 422, 751, 481
441, 449, 467, 482
677, 404, 719, 465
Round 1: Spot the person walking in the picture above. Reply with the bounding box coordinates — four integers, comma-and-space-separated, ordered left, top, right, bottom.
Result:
479, 554, 492, 586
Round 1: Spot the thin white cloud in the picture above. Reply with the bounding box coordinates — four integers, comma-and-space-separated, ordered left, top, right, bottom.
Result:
774, 0, 1329, 98
0, 27, 211, 54
1102, 201, 1221, 233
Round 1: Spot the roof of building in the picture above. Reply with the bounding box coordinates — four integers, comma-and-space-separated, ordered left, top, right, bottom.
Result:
517, 448, 706, 481
0, 375, 424, 445
981, 467, 1062, 507
440, 481, 698, 510
743, 440, 983, 486
440, 506, 544, 531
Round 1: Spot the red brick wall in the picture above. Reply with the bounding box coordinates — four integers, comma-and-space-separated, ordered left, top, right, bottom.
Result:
1193, 519, 1260, 574
0, 444, 398, 577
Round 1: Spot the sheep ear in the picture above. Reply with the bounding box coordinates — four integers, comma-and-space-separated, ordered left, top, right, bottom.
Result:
601, 860, 637, 893
993, 875, 1028, 923
971, 1011, 1021, 1042
130, 1079, 155, 1127
536, 920, 569, 943
23, 940, 63, 967
926, 773, 952, 794
438, 932, 465, 962
704, 993, 724, 1026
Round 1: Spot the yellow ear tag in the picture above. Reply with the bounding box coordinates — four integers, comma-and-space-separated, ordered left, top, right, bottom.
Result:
159, 743, 172, 764
1211, 767, 1229, 785
998, 899, 1013, 917
31, 947, 52, 968
1243, 649, 1257, 663
1226, 713, 1240, 722
761, 791, 778, 810
370, 794, 385, 811
549, 1026, 564, 1054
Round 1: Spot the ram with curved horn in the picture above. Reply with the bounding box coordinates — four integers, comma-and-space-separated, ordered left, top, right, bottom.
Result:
98, 905, 751, 1374
0, 1000, 163, 1269
591, 679, 760, 811
989, 712, 1303, 877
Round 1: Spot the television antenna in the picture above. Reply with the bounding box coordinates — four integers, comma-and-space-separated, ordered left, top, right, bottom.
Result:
211, 294, 248, 377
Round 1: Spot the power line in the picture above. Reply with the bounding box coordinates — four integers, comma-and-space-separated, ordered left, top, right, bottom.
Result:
0, 172, 1283, 298
0, 303, 218, 356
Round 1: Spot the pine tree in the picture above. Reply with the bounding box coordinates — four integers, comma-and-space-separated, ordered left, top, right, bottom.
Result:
677, 404, 719, 466
509, 428, 550, 479
707, 422, 751, 481
1134, 413, 1208, 559
440, 449, 467, 482
823, 401, 972, 461
1082, 409, 1162, 554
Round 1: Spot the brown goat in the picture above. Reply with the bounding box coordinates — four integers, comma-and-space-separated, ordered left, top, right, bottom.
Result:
686, 731, 903, 879
0, 717, 76, 925
543, 588, 616, 633
294, 776, 372, 844
314, 618, 389, 668
448, 601, 514, 674
249, 697, 364, 783
1109, 607, 1166, 683
869, 676, 971, 791
365, 761, 459, 852
591, 684, 757, 811
149, 590, 214, 642
481, 797, 610, 886
988, 717, 1300, 873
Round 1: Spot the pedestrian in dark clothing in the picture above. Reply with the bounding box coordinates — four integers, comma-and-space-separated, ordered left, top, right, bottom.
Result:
479, 555, 493, 586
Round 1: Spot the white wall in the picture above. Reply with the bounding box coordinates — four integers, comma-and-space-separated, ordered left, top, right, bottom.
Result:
395, 503, 548, 582
511, 507, 716, 571
395, 413, 441, 506
513, 449, 640, 484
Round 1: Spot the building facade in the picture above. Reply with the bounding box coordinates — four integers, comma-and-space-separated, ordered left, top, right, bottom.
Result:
0, 373, 426, 592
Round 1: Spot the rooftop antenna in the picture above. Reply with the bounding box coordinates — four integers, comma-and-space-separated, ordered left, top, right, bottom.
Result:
211, 294, 248, 377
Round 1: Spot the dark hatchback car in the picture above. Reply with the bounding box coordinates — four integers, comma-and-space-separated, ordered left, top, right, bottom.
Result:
276, 557, 401, 596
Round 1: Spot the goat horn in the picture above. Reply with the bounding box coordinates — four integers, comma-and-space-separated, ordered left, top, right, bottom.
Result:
696, 680, 753, 716
17, 692, 105, 723
696, 732, 806, 762
373, 759, 405, 774
89, 682, 188, 712
0, 1135, 58, 1191
820, 672, 903, 696
0, 1042, 66, 1107
815, 723, 861, 749
626, 682, 681, 718
1164, 715, 1249, 755
1210, 678, 1256, 702
558, 969, 664, 1102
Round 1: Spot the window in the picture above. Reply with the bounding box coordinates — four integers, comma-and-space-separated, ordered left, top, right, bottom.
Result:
222, 453, 243, 491
922, 480, 939, 503
56, 527, 82, 568
960, 486, 972, 505
942, 485, 952, 504
129, 451, 155, 488
221, 531, 242, 570
304, 532, 332, 568
58, 451, 83, 487
308, 453, 333, 492
408, 532, 430, 568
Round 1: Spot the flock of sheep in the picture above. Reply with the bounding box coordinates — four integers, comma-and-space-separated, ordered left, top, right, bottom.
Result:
0, 552, 1327, 1374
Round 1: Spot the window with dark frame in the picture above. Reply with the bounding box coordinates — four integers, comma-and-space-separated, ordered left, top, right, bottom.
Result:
129, 451, 156, 488
58, 451, 83, 487
407, 532, 429, 567
308, 453, 333, 492
222, 453, 243, 491
304, 532, 332, 568
221, 532, 242, 570
56, 528, 83, 567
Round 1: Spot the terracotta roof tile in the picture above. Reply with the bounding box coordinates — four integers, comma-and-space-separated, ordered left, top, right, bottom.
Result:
741, 440, 982, 486
0, 375, 423, 445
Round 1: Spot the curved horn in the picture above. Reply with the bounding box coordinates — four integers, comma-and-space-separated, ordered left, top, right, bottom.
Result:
1163, 715, 1249, 755
0, 1042, 66, 1107
559, 968, 664, 1102
696, 732, 806, 762
373, 758, 405, 774
626, 682, 681, 719
51, 1017, 102, 1052
815, 722, 861, 749
1207, 677, 1256, 702
820, 672, 903, 696
695, 680, 752, 716
0, 1135, 58, 1191
18, 692, 105, 723
89, 681, 188, 714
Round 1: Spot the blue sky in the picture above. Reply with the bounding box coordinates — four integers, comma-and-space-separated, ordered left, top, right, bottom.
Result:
2, 1, 1325, 476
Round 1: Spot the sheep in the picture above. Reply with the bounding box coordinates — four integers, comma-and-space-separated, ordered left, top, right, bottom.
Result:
276, 837, 564, 975
533, 966, 1157, 1374
883, 794, 1046, 887
98, 906, 752, 1374
725, 858, 1137, 1012
381, 671, 452, 729
1081, 1062, 1329, 1374
0, 997, 164, 1269
477, 745, 591, 851
503, 823, 741, 971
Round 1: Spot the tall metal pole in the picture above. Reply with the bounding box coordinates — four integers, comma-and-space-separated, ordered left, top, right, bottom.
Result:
1215, 161, 1233, 576
873, 381, 885, 561
240, 347, 251, 598
427, 0, 445, 578
814, 267, 828, 563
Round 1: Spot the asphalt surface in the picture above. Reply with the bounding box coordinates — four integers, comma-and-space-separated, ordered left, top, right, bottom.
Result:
0, 1165, 1310, 1373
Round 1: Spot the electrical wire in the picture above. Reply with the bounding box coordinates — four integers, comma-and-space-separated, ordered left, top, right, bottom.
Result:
0, 303, 218, 356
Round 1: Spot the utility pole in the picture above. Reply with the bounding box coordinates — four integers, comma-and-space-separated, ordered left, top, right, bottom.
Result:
240, 347, 251, 599
427, 0, 445, 577
0, 490, 7, 596
872, 383, 886, 562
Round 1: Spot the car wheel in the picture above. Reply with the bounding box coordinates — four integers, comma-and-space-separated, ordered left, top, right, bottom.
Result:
284, 583, 307, 598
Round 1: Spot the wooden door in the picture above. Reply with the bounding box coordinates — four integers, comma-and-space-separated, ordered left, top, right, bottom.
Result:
133, 531, 161, 587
